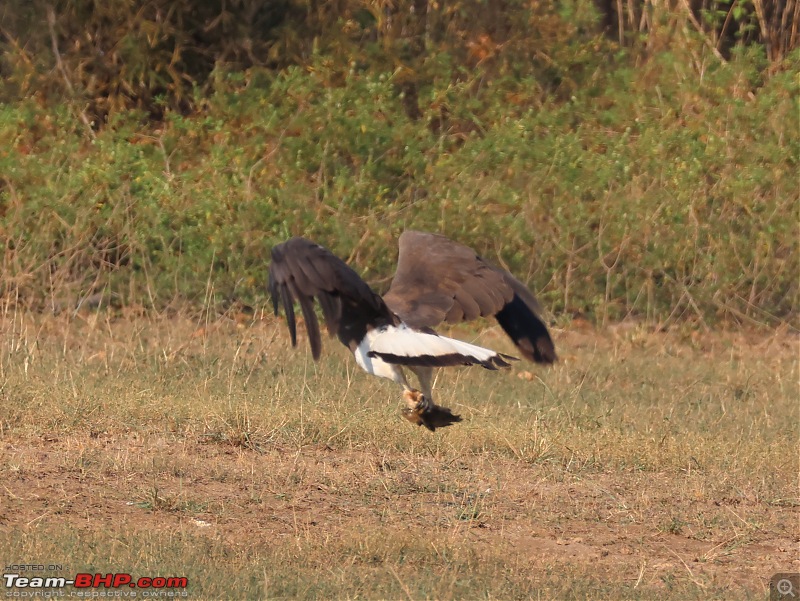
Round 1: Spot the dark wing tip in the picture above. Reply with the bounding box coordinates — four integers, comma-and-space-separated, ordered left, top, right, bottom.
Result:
532, 337, 558, 364
267, 269, 279, 316
494, 353, 519, 368
495, 293, 557, 364
369, 350, 515, 371
368, 351, 473, 368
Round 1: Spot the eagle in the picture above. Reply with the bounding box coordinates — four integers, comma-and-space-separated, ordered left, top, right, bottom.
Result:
268, 231, 557, 431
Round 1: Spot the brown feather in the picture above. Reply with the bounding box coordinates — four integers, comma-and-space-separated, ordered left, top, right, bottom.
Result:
453, 288, 481, 321
268, 237, 395, 359
383, 231, 556, 364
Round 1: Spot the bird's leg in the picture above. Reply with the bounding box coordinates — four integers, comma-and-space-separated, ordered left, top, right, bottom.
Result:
412, 365, 435, 403
401, 365, 432, 421
389, 365, 432, 427
401, 389, 432, 430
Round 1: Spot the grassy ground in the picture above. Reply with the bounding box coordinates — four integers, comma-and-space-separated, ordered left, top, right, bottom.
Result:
0, 310, 797, 599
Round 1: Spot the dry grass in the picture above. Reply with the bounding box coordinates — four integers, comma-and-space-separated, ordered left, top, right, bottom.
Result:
0, 310, 797, 599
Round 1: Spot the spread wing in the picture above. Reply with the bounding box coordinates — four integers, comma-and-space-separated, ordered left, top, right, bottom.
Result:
382, 231, 557, 364
268, 237, 394, 360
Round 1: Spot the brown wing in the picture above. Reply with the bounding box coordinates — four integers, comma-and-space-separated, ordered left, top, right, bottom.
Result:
382, 231, 557, 364
268, 237, 394, 360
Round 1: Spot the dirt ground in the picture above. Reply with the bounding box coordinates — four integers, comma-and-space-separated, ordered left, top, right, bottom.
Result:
2, 430, 797, 595
0, 316, 797, 598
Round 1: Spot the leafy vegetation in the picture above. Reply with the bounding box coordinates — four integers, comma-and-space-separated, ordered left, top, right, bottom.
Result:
0, 1, 797, 325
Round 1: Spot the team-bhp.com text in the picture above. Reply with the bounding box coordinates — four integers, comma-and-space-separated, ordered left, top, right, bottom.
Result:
4, 574, 188, 597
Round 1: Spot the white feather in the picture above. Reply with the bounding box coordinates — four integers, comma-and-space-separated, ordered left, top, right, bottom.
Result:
367, 324, 499, 363
354, 334, 408, 384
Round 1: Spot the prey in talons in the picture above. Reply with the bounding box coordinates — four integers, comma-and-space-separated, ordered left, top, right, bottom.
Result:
402, 389, 462, 432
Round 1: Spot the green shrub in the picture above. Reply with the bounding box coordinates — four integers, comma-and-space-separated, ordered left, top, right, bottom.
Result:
0, 47, 796, 325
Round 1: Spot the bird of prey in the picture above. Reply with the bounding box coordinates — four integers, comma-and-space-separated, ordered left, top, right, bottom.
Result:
268, 231, 557, 431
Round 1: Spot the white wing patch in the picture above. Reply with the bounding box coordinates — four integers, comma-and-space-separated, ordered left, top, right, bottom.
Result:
367, 324, 502, 364
354, 333, 409, 384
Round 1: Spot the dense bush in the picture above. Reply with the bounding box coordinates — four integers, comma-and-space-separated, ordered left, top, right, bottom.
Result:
1, 38, 796, 325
